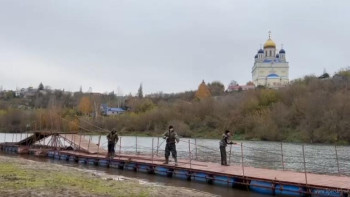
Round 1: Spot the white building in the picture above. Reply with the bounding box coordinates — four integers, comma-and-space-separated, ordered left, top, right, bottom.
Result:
252, 32, 289, 88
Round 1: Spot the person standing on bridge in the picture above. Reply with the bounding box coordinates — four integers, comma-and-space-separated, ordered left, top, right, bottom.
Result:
162, 125, 180, 165
107, 129, 119, 159
220, 130, 236, 166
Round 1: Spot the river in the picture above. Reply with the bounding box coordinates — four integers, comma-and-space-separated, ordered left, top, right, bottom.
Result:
1, 133, 349, 196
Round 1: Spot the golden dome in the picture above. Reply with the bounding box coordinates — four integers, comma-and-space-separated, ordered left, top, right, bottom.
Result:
263, 38, 276, 48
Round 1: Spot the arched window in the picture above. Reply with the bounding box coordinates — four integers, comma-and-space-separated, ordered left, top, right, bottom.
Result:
269, 51, 272, 56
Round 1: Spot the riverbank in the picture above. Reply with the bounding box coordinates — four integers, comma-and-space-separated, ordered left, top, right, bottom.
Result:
0, 155, 216, 197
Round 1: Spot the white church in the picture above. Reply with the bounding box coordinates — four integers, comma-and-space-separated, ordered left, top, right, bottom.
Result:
252, 32, 289, 88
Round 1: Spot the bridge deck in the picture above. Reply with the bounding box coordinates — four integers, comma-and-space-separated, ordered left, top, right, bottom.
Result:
60, 150, 350, 191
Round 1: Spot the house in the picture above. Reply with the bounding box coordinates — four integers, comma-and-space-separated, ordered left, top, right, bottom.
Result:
100, 104, 125, 116
226, 80, 255, 92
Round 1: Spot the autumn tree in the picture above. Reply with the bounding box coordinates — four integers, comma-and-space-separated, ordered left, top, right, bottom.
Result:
78, 96, 92, 115
195, 80, 211, 100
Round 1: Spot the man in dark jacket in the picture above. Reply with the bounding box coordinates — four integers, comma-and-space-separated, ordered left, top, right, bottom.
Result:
162, 125, 180, 165
107, 129, 119, 158
219, 130, 235, 166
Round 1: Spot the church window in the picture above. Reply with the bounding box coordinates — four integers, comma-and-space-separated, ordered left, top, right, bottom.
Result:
269, 51, 272, 56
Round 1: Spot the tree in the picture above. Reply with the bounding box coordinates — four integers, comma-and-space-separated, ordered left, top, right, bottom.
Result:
246, 81, 255, 86
207, 81, 225, 96
195, 80, 211, 100
78, 96, 92, 115
38, 82, 44, 90
137, 83, 143, 98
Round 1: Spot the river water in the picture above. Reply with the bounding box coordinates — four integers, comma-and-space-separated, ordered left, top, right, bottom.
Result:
1, 133, 350, 196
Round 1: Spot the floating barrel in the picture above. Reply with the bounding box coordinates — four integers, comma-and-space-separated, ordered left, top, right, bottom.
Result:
154, 166, 169, 176
78, 158, 87, 164
312, 189, 342, 197
54, 152, 60, 160
173, 170, 189, 179
60, 154, 68, 161
98, 159, 109, 167
87, 158, 97, 165
193, 172, 208, 182
68, 155, 77, 162
275, 184, 303, 196
47, 151, 55, 158
249, 180, 274, 195
109, 161, 121, 168
213, 175, 235, 186
125, 163, 136, 171
137, 164, 150, 173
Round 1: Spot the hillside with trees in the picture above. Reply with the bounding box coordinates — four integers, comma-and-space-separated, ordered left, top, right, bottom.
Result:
0, 69, 349, 144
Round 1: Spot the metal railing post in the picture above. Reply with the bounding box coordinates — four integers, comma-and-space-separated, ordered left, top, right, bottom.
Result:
189, 139, 191, 169
119, 137, 122, 155
156, 137, 159, 156
281, 142, 285, 171
241, 143, 245, 177
152, 138, 154, 164
135, 136, 138, 154
195, 138, 198, 160
335, 145, 340, 176
71, 134, 74, 150
97, 135, 101, 154
302, 144, 308, 185
228, 144, 232, 165
78, 135, 82, 151
87, 135, 91, 152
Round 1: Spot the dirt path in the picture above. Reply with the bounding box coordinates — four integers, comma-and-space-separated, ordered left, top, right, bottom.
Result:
0, 155, 217, 197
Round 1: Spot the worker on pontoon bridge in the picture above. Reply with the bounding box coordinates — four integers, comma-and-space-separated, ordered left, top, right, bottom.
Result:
219, 130, 236, 166
162, 125, 180, 165
107, 129, 119, 158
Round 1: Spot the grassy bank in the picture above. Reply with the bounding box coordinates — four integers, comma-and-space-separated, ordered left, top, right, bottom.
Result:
0, 161, 150, 196
0, 155, 214, 197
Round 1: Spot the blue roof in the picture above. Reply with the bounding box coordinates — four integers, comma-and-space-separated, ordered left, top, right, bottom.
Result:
258, 49, 264, 53
279, 49, 285, 53
267, 73, 279, 78
255, 54, 258, 58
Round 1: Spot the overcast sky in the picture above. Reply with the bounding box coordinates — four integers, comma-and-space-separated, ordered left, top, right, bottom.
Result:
0, 0, 349, 95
